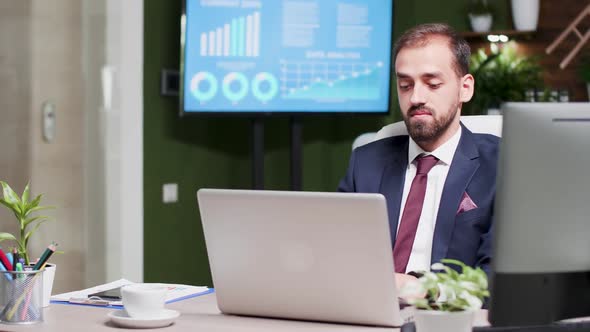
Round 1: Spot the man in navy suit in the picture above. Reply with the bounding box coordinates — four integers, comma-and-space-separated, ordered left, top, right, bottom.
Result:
338, 23, 499, 285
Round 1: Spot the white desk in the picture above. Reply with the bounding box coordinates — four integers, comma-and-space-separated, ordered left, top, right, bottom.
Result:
2, 293, 489, 331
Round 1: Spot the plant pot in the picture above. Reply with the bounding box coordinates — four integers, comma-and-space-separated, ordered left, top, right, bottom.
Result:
41, 264, 56, 307
414, 310, 474, 332
511, 0, 540, 31
469, 14, 493, 32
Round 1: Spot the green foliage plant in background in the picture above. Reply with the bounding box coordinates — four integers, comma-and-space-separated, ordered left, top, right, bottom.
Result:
465, 42, 542, 115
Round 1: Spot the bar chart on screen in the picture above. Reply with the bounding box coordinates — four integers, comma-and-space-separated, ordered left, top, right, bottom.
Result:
198, 11, 260, 57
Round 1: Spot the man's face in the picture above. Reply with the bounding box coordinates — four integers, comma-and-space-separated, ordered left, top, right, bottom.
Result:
395, 37, 473, 149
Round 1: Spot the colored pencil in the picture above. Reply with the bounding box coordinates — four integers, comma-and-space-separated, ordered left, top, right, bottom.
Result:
0, 247, 13, 271
32, 243, 57, 271
13, 248, 19, 268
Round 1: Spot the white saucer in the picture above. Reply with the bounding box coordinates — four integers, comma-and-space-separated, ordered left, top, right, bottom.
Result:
108, 309, 180, 329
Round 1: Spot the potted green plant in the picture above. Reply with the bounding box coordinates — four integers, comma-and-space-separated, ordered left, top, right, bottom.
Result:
465, 42, 542, 115
0, 181, 57, 307
400, 259, 489, 332
467, 0, 493, 32
579, 56, 590, 100
0, 181, 53, 264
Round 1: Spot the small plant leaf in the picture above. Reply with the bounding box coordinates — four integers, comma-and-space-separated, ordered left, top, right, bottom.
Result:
0, 198, 18, 213
23, 215, 50, 228
410, 298, 431, 310
0, 181, 21, 206
441, 258, 468, 270
28, 205, 54, 215
28, 194, 43, 210
430, 262, 445, 270
22, 183, 30, 205
0, 232, 17, 242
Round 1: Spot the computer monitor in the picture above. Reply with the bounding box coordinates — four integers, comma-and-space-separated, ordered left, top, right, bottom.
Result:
489, 102, 590, 327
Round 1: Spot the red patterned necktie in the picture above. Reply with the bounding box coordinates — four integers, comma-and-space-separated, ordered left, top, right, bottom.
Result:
393, 154, 439, 273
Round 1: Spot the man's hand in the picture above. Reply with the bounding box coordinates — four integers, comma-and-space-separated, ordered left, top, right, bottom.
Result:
395, 273, 427, 301
394, 273, 417, 290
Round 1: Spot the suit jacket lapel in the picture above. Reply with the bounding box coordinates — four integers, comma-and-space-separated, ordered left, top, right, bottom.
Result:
379, 137, 408, 247
431, 125, 480, 264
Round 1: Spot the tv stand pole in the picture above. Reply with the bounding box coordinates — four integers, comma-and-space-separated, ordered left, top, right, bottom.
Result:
252, 118, 264, 189
290, 117, 302, 191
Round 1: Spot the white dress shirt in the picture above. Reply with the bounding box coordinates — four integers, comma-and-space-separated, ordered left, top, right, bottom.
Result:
397, 126, 462, 273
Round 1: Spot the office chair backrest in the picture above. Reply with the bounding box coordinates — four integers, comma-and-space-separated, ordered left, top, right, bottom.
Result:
352, 115, 503, 150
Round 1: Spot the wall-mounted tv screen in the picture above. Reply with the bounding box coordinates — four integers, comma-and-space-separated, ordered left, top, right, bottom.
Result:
180, 0, 393, 115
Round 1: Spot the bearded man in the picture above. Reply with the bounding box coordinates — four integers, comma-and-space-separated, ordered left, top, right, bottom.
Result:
338, 23, 499, 287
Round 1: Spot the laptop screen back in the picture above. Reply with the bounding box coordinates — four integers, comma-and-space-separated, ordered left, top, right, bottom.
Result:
197, 189, 402, 327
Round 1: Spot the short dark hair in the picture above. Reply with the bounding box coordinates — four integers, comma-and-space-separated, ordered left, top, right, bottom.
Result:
393, 23, 471, 77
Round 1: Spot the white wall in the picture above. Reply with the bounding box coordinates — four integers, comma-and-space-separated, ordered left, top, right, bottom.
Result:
0, 1, 32, 239
0, 0, 87, 293
28, 0, 85, 293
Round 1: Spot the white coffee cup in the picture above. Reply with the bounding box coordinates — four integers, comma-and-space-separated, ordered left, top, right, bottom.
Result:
121, 283, 168, 319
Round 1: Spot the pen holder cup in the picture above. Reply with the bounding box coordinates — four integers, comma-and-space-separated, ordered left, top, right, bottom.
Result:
0, 269, 44, 324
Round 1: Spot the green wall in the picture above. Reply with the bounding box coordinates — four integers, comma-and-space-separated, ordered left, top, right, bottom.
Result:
143, 0, 511, 286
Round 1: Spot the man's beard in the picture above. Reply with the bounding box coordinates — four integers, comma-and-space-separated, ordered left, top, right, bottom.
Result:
403, 102, 459, 144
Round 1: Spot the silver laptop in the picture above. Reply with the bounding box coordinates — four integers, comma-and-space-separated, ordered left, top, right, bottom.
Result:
197, 189, 403, 327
